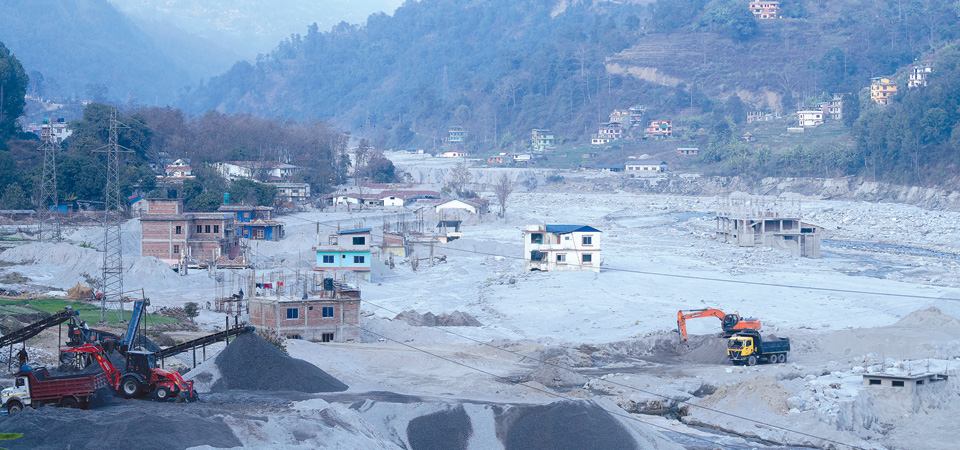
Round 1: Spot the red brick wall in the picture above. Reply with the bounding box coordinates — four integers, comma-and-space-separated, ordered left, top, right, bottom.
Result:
146, 200, 182, 214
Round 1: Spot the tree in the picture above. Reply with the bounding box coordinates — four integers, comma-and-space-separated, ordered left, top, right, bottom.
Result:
446, 161, 473, 197
183, 302, 200, 322
493, 173, 514, 219
0, 183, 28, 209
0, 41, 28, 139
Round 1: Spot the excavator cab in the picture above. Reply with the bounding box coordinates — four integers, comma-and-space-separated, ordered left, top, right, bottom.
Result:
125, 351, 156, 379
722, 314, 740, 331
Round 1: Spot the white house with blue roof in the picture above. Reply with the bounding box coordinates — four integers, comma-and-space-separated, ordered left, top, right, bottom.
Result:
522, 224, 601, 272
314, 228, 373, 281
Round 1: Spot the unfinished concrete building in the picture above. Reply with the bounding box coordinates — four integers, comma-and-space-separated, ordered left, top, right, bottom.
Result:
715, 196, 821, 258
248, 280, 361, 343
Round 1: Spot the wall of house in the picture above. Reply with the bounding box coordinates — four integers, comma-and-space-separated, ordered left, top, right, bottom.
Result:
249, 299, 360, 342
146, 200, 182, 215
141, 219, 189, 262
523, 230, 600, 272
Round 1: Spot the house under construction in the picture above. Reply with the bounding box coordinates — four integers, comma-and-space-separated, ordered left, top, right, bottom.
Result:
715, 196, 821, 258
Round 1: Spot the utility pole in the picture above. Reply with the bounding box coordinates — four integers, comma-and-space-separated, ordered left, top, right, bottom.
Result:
37, 121, 61, 242
95, 108, 131, 323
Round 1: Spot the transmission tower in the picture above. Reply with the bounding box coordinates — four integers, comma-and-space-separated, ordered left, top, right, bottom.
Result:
96, 109, 131, 323
37, 123, 61, 242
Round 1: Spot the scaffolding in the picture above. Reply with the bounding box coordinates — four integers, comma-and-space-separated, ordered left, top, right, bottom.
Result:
715, 194, 802, 220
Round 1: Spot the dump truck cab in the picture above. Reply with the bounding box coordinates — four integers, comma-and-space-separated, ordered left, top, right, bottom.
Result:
2, 373, 34, 408
727, 330, 790, 366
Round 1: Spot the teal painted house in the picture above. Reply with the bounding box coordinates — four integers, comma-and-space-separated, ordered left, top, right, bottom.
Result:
218, 205, 285, 241
314, 228, 372, 281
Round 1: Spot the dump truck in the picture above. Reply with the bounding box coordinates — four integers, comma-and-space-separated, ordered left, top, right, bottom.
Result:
1, 367, 110, 414
726, 330, 790, 366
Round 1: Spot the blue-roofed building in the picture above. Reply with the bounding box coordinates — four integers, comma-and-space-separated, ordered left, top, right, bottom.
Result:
314, 228, 372, 282
523, 224, 601, 272
218, 205, 285, 241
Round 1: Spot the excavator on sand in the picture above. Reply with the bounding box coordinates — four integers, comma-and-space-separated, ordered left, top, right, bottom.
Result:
677, 308, 761, 345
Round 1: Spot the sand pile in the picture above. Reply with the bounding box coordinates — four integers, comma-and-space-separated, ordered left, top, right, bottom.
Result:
206, 332, 348, 393
895, 307, 960, 328
394, 310, 482, 327
406, 406, 472, 450
0, 403, 240, 450
678, 335, 731, 365
0, 242, 180, 289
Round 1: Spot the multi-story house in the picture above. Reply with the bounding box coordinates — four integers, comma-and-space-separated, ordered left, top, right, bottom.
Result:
908, 65, 932, 88
531, 129, 556, 152
749, 1, 780, 19
522, 224, 601, 272
248, 280, 360, 342
216, 161, 302, 181
40, 118, 72, 144
797, 110, 824, 127
218, 205, 284, 241
448, 126, 468, 144
140, 199, 235, 267
870, 77, 898, 105
647, 120, 673, 137
597, 122, 623, 140
314, 228, 372, 281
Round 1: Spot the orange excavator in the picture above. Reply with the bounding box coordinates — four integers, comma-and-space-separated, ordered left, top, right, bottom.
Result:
677, 309, 761, 344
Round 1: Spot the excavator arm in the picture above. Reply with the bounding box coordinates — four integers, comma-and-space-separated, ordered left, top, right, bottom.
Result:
677, 309, 760, 344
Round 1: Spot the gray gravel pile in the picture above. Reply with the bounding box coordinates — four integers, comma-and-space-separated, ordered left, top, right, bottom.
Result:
210, 332, 348, 393
497, 401, 638, 450
394, 310, 483, 327
0, 403, 240, 450
406, 405, 472, 450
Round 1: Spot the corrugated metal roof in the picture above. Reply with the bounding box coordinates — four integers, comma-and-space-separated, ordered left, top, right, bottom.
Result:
338, 228, 372, 235
544, 225, 600, 234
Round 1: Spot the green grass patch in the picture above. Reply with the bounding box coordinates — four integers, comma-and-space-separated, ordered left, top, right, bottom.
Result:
0, 298, 180, 326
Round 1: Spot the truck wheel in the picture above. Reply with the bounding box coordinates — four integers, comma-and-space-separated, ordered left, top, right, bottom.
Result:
154, 386, 171, 401
747, 355, 757, 366
59, 397, 79, 409
7, 402, 23, 414
121, 376, 141, 398
780, 353, 788, 363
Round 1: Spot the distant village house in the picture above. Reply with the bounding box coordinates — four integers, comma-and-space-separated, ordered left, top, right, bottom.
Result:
523, 225, 601, 272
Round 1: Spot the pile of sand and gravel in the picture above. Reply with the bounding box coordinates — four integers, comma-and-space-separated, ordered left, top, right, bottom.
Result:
189, 332, 348, 393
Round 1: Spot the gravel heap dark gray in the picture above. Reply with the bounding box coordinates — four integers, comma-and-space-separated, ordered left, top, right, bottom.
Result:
210, 332, 348, 393
407, 405, 472, 450
0, 403, 241, 450
498, 401, 638, 450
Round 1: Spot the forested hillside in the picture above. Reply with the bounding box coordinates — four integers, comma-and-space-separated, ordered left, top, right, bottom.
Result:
0, 0, 211, 104
186, 0, 960, 167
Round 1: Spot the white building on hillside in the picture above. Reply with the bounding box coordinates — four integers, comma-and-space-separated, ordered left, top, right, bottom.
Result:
522, 224, 601, 272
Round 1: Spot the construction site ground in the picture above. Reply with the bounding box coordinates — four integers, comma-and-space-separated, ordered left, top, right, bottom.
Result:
1, 153, 960, 448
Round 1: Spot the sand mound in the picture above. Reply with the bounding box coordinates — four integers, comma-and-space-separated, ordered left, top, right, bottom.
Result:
692, 376, 791, 416
679, 335, 730, 364
895, 307, 960, 328
0, 242, 180, 289
0, 403, 240, 450
209, 333, 348, 393
394, 310, 482, 327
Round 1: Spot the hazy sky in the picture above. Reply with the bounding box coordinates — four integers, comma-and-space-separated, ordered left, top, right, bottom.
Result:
109, 0, 404, 56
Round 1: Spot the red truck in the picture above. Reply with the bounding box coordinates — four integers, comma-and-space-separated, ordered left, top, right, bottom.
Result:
1, 368, 109, 413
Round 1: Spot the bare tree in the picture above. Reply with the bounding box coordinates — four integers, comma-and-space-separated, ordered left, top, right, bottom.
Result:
447, 161, 473, 197
493, 173, 514, 220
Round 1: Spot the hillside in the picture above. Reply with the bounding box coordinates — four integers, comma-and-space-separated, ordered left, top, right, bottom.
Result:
0, 0, 200, 104
184, 0, 959, 159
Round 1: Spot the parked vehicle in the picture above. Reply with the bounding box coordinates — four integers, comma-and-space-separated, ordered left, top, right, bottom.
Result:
1, 368, 109, 414
677, 308, 761, 344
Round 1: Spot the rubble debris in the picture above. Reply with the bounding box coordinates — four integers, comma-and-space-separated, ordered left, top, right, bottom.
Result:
394, 310, 482, 327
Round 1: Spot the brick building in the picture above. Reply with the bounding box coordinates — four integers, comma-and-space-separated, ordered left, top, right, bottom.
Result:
248, 281, 361, 342
140, 199, 235, 266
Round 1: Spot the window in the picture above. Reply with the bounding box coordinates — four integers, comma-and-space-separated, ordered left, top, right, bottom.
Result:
564, 236, 570, 240
530, 250, 545, 261
213, 225, 219, 234
322, 306, 334, 317
892, 380, 904, 387
15, 378, 24, 387
196, 225, 202, 233
354, 255, 365, 264
322, 255, 335, 264
286, 308, 299, 319
175, 226, 182, 235
256, 229, 265, 239
916, 380, 924, 385
321, 333, 335, 342
582, 254, 592, 263
582, 236, 593, 245
205, 225, 211, 233
352, 236, 366, 246
556, 254, 566, 263
173, 245, 180, 254
530, 233, 543, 244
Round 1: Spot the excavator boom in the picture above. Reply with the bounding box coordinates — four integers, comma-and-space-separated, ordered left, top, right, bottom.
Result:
677, 308, 761, 344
